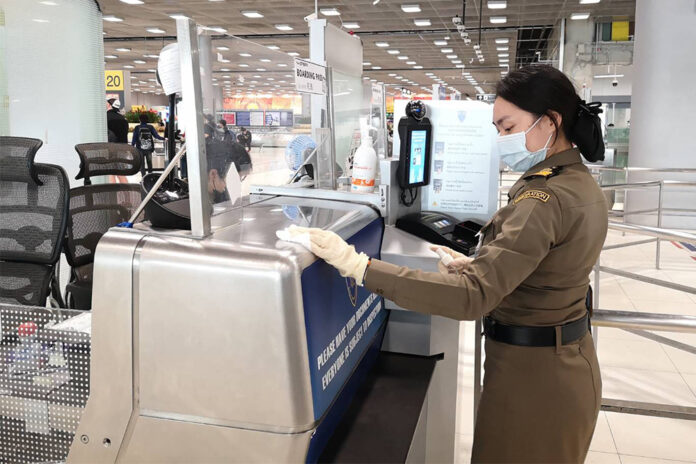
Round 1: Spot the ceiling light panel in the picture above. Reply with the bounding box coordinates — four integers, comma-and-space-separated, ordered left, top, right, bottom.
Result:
320, 8, 340, 16
413, 19, 431, 26
487, 1, 507, 9
401, 4, 421, 13
343, 22, 360, 29
375, 42, 389, 47
490, 16, 507, 24
571, 13, 590, 20
242, 11, 264, 18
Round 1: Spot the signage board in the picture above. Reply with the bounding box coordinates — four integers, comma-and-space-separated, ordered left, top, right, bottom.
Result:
294, 58, 327, 95
105, 70, 124, 91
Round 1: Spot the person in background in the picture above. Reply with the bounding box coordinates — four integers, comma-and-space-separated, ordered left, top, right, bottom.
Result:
237, 126, 252, 152
216, 119, 236, 144
132, 113, 164, 176
106, 98, 129, 144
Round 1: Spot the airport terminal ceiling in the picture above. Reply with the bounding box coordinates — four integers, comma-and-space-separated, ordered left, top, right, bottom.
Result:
98, 0, 635, 98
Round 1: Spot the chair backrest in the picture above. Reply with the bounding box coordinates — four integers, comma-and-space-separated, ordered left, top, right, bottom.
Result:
0, 136, 69, 305
64, 183, 142, 269
74, 142, 141, 184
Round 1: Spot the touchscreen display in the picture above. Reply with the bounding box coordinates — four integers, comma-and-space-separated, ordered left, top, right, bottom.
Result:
409, 130, 427, 184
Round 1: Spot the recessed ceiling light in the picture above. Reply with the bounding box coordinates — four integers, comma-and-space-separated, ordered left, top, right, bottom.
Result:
389, 73, 398, 76
398, 55, 409, 60
580, 0, 601, 4
275, 24, 293, 31
401, 4, 421, 13
168, 13, 188, 20
146, 27, 165, 33
39, 1, 58, 5
496, 46, 509, 51
451, 60, 462, 64
123, 65, 135, 69
413, 65, 423, 69
105, 55, 118, 59
343, 22, 360, 29
260, 58, 271, 62
425, 72, 434, 76
256, 68, 266, 71
363, 61, 371, 66
134, 60, 146, 64
498, 53, 509, 58
571, 12, 590, 20
414, 18, 431, 26
238, 64, 248, 67
216, 46, 230, 51
372, 66, 382, 69
33, 19, 50, 23
267, 45, 280, 50
441, 48, 453, 53
116, 47, 131, 52
446, 54, 457, 59
287, 52, 300, 56
434, 40, 448, 46
495, 38, 509, 44
241, 10, 264, 18
487, 1, 507, 9
239, 52, 252, 57
278, 63, 288, 67
376, 42, 390, 47
120, 0, 144, 4
499, 59, 509, 63
406, 61, 417, 65
320, 8, 341, 16
456, 64, 465, 68
103, 15, 123, 22
490, 16, 507, 24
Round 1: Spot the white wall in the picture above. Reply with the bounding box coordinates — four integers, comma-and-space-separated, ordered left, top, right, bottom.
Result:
130, 91, 169, 109
626, 0, 696, 229
1, 0, 105, 185
592, 64, 633, 97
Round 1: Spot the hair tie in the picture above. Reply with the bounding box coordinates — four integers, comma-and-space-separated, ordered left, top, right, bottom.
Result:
577, 100, 603, 118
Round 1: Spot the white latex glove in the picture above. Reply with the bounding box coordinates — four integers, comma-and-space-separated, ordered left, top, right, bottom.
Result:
276, 225, 370, 286
429, 245, 473, 275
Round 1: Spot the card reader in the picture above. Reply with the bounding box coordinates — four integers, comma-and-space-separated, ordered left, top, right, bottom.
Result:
395, 211, 482, 256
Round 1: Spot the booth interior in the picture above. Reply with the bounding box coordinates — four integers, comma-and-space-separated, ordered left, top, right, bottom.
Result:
0, 17, 500, 463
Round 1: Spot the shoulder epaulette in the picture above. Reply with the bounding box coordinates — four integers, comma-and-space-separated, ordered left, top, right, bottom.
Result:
524, 166, 563, 181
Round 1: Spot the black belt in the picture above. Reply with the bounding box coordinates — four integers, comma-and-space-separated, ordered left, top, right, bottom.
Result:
483, 313, 590, 347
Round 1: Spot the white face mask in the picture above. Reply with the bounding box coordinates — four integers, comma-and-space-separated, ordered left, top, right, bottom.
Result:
496, 116, 553, 172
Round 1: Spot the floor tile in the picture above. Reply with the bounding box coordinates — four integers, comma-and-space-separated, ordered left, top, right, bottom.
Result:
597, 338, 678, 372
683, 373, 696, 397
618, 275, 693, 304
606, 412, 696, 461
589, 412, 617, 454
619, 455, 696, 464
601, 366, 696, 406
662, 344, 696, 375
585, 451, 622, 464
629, 298, 696, 316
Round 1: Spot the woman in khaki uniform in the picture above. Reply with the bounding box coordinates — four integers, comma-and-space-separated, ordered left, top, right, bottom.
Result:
282, 65, 608, 463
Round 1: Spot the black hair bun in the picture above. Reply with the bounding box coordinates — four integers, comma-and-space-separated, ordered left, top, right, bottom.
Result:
572, 100, 605, 162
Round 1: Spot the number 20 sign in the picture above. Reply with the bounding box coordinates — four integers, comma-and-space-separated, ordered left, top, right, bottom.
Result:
105, 70, 124, 91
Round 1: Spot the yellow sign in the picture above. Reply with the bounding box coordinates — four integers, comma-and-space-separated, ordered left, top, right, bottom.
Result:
105, 70, 124, 91
131, 105, 146, 112
611, 21, 629, 41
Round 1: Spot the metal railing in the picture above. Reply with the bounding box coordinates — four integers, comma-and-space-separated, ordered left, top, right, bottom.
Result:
475, 168, 696, 425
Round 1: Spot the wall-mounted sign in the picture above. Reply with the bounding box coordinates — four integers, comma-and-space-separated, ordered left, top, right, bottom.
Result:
476, 93, 496, 102
157, 43, 181, 96
294, 58, 327, 95
105, 70, 124, 91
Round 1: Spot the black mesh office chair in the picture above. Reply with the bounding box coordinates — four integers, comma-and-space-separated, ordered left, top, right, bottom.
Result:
63, 143, 142, 310
0, 137, 69, 306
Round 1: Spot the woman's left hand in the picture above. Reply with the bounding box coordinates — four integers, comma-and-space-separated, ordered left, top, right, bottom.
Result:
278, 226, 370, 286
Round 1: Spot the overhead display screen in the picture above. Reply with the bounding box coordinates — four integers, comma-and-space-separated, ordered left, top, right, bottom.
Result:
409, 130, 427, 185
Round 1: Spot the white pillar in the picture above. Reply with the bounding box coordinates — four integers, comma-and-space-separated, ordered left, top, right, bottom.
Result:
627, 0, 696, 229
0, 0, 105, 184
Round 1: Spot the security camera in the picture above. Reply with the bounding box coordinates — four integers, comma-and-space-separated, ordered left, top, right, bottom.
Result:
612, 78, 618, 87
304, 12, 317, 22
452, 15, 463, 25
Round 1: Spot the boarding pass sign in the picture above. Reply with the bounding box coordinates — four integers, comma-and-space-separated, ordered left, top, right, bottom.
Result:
294, 58, 327, 95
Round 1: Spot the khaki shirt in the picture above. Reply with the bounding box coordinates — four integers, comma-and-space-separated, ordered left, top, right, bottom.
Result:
365, 148, 608, 326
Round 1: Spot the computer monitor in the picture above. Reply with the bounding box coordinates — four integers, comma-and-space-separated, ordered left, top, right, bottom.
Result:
398, 120, 432, 189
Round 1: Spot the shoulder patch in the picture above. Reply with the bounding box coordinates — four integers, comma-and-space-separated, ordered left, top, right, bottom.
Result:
514, 189, 550, 204
524, 166, 563, 181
